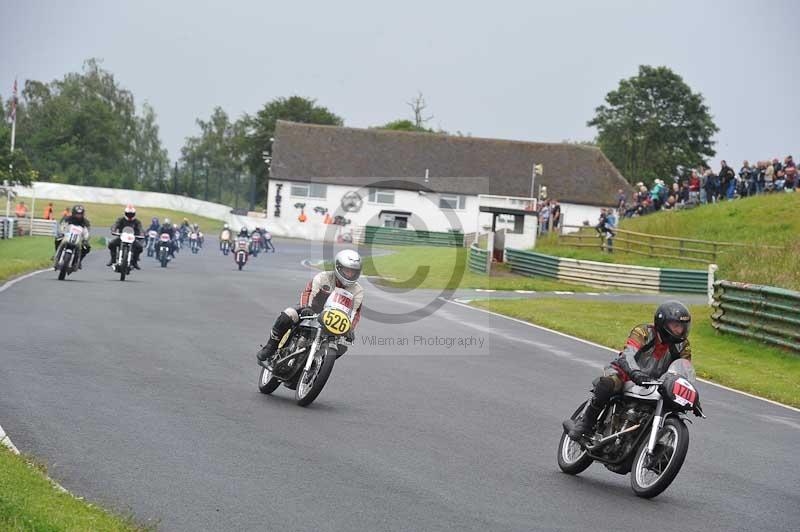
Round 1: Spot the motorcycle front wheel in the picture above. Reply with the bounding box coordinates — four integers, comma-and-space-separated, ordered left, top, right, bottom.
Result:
295, 348, 336, 407
557, 401, 594, 475
630, 417, 689, 498
258, 365, 281, 394
119, 249, 128, 281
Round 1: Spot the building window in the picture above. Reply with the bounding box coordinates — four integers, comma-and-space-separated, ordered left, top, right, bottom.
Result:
439, 194, 466, 210
290, 183, 327, 198
368, 188, 395, 204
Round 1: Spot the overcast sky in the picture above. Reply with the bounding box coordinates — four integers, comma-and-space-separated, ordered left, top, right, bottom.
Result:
3, 0, 797, 170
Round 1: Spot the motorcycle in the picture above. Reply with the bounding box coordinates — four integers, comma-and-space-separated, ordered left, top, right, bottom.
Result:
220, 229, 232, 256
111, 227, 144, 281
190, 232, 200, 254
250, 233, 261, 257
234, 237, 249, 270
557, 358, 704, 498
157, 233, 172, 268
146, 230, 158, 257
54, 223, 87, 280
257, 287, 353, 406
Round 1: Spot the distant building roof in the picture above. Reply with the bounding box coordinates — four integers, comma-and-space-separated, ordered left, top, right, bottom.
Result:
271, 121, 632, 206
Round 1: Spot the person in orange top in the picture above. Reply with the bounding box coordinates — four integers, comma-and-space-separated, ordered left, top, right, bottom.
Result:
43, 202, 54, 220
15, 201, 28, 218
59, 207, 71, 222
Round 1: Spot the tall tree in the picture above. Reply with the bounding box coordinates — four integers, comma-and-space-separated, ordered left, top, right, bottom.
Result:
588, 65, 718, 184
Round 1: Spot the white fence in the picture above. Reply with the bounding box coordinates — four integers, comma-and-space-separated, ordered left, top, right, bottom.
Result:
1, 217, 59, 238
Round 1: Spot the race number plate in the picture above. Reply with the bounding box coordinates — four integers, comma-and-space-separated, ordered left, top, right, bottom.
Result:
672, 378, 697, 407
322, 308, 351, 335
70, 225, 83, 235
160, 234, 171, 241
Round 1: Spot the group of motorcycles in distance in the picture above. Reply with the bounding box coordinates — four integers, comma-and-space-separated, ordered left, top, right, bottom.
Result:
218, 225, 275, 271
144, 221, 205, 269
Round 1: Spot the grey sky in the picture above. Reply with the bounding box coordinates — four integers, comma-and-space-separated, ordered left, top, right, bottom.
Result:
3, 0, 798, 172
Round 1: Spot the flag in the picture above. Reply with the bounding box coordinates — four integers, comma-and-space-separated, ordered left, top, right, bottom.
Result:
8, 78, 17, 123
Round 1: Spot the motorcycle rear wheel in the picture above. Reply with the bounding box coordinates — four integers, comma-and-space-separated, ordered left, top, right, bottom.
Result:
258, 366, 281, 394
295, 348, 336, 407
630, 417, 689, 498
557, 401, 594, 475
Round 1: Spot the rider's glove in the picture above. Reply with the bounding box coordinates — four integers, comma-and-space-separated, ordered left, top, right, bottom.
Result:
629, 370, 649, 386
345, 330, 355, 343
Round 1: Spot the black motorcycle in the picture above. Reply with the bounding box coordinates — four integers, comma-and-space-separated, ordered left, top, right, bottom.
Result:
157, 233, 172, 268
257, 287, 354, 406
54, 223, 87, 280
557, 359, 704, 498
111, 227, 144, 281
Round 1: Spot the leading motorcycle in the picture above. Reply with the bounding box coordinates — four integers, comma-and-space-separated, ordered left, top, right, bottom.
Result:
157, 233, 172, 268
557, 358, 704, 498
189, 231, 200, 254
54, 223, 87, 280
111, 226, 144, 281
234, 237, 249, 270
257, 287, 353, 406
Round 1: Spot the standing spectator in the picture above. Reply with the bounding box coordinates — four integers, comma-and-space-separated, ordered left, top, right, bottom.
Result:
43, 202, 54, 220
604, 208, 617, 252
699, 169, 708, 204
739, 161, 752, 197
615, 189, 626, 210
14, 201, 28, 218
754, 161, 766, 194
720, 160, 736, 200
704, 170, 719, 203
538, 200, 550, 234
550, 200, 562, 232
689, 170, 701, 204
785, 156, 797, 191
59, 206, 71, 222
678, 181, 690, 204
764, 160, 775, 192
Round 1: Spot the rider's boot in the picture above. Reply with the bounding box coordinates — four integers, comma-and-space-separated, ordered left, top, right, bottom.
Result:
563, 399, 602, 441
106, 249, 115, 267
256, 310, 295, 362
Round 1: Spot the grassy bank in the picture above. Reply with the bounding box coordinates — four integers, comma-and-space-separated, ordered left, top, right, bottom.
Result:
472, 298, 800, 407
0, 236, 107, 282
362, 245, 597, 292
16, 196, 225, 233
0, 446, 148, 531
536, 193, 800, 290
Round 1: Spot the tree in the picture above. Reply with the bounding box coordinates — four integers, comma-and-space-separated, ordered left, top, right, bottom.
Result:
588, 65, 718, 184
407, 91, 433, 129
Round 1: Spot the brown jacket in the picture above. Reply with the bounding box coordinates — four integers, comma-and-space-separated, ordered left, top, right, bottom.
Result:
609, 323, 691, 381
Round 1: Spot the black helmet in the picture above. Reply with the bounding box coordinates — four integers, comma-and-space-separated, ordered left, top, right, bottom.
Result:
654, 301, 691, 345
72, 205, 85, 219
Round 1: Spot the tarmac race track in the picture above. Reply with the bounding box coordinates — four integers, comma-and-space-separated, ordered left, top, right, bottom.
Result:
1, 238, 798, 531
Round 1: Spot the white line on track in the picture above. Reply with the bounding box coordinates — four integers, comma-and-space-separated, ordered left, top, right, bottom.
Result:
441, 297, 800, 414
0, 268, 50, 294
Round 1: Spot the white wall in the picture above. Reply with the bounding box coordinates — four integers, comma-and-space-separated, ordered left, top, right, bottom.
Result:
558, 202, 605, 233
265, 179, 481, 238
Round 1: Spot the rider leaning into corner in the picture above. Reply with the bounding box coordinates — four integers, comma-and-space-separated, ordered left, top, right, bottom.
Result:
563, 300, 698, 441
257, 249, 364, 362
55, 205, 91, 263
107, 204, 144, 269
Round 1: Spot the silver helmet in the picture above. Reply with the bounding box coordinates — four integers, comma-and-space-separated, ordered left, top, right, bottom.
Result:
334, 249, 362, 287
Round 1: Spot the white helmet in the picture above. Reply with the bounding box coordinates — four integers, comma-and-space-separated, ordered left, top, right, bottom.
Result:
334, 249, 362, 287
223, 223, 229, 230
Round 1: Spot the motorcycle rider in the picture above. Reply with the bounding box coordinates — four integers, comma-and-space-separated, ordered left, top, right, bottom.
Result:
147, 216, 160, 232
563, 301, 693, 441
219, 223, 232, 251
159, 217, 177, 258
54, 205, 91, 264
238, 226, 249, 239
191, 223, 203, 248
263, 227, 275, 253
106, 204, 144, 269
257, 249, 363, 362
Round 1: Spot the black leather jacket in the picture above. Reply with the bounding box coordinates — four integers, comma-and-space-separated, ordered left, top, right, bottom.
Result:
112, 217, 144, 236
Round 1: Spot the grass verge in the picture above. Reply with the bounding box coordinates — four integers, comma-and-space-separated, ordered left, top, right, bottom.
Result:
536, 192, 800, 290
361, 245, 598, 292
0, 236, 105, 282
16, 196, 225, 233
0, 446, 149, 531
471, 298, 800, 408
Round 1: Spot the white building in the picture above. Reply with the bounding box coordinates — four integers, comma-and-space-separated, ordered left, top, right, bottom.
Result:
262, 121, 632, 245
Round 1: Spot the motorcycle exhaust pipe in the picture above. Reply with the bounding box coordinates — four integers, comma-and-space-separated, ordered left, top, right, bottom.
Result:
584, 424, 641, 451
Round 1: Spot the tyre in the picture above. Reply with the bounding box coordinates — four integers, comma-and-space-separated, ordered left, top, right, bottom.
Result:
258, 366, 281, 394
58, 262, 68, 281
295, 347, 336, 407
557, 401, 594, 475
161, 255, 168, 268
119, 249, 128, 281
630, 417, 689, 498
238, 262, 243, 271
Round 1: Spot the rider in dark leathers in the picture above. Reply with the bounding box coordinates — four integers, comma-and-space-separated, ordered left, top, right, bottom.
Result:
159, 218, 177, 258
55, 205, 92, 262
107, 204, 144, 269
563, 301, 694, 441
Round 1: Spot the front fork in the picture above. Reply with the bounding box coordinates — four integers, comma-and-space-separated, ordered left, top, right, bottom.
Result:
303, 329, 323, 372
646, 398, 665, 454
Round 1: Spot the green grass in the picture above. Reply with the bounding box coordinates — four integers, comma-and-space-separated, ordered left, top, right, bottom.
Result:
0, 446, 150, 531
472, 298, 800, 407
362, 246, 597, 291
536, 193, 800, 290
0, 236, 105, 282
17, 196, 225, 233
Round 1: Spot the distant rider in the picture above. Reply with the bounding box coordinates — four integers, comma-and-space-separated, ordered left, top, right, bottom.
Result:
55, 205, 91, 265
263, 228, 275, 253
107, 204, 144, 269
159, 218, 177, 258
257, 249, 363, 363
219, 223, 233, 251
563, 301, 695, 441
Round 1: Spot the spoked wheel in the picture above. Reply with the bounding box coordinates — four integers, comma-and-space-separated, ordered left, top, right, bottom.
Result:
119, 249, 128, 281
557, 401, 594, 474
630, 417, 689, 498
258, 365, 281, 394
295, 349, 335, 407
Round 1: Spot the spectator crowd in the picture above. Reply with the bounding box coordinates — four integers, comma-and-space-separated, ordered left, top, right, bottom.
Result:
618, 155, 796, 218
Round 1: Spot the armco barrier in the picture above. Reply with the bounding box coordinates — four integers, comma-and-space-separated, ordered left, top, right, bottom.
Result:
468, 243, 490, 274
363, 226, 464, 247
506, 248, 709, 294
711, 281, 800, 352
